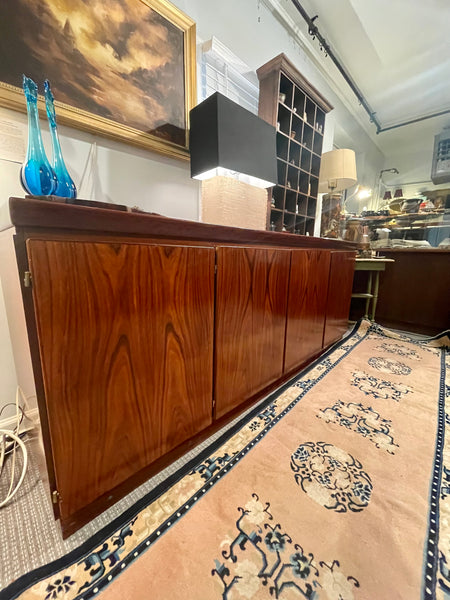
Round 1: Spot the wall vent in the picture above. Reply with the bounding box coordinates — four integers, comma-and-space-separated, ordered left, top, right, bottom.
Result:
431, 126, 450, 184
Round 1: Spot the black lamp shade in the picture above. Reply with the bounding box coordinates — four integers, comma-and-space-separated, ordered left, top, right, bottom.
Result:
189, 92, 277, 187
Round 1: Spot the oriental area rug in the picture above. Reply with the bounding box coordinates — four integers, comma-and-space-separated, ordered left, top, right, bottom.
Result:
3, 320, 450, 600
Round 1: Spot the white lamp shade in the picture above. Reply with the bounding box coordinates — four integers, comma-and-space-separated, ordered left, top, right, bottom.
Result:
318, 149, 357, 193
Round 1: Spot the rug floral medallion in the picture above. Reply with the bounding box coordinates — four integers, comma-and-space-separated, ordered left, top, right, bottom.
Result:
3, 320, 450, 600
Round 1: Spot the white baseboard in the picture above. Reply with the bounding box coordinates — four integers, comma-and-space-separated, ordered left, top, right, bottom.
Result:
0, 408, 39, 433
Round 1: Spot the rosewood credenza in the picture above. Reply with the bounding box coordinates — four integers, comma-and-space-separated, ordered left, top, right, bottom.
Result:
10, 197, 356, 536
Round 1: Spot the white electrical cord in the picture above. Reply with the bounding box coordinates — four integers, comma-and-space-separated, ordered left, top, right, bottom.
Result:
0, 387, 29, 508
0, 430, 28, 507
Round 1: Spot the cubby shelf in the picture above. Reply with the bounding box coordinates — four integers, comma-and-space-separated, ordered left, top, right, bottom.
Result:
257, 54, 333, 235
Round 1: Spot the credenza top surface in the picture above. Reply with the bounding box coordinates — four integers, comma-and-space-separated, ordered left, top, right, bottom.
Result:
9, 197, 357, 251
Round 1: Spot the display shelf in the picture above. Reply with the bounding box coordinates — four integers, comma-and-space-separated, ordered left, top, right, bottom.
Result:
276, 133, 289, 161
311, 155, 321, 177
285, 189, 297, 213
297, 194, 308, 215
305, 218, 315, 236
346, 209, 450, 248
313, 131, 323, 155
257, 53, 333, 235
300, 147, 311, 171
348, 210, 447, 228
307, 198, 317, 218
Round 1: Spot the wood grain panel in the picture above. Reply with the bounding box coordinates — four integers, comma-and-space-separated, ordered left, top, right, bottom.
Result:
27, 240, 215, 521
375, 249, 450, 335
284, 249, 331, 372
13, 233, 60, 520
214, 246, 291, 419
10, 197, 358, 250
323, 251, 356, 348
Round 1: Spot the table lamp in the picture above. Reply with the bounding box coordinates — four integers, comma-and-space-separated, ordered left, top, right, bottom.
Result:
190, 92, 277, 229
318, 149, 357, 195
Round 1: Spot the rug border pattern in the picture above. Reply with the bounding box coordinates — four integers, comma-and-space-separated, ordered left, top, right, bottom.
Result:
423, 350, 446, 600
1, 320, 370, 600
66, 323, 370, 600
2, 320, 449, 600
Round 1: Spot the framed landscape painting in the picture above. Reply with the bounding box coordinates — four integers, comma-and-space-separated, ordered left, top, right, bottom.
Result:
0, 0, 196, 159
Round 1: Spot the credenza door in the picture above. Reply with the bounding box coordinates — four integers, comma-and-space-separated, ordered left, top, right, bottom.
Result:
323, 250, 356, 348
214, 246, 290, 419
27, 240, 215, 523
284, 249, 331, 372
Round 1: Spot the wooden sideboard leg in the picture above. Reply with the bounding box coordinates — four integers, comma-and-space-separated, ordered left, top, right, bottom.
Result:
364, 271, 373, 319
371, 271, 381, 321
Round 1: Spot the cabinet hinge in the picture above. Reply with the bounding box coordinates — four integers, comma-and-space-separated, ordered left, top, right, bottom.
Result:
52, 489, 61, 505
23, 271, 32, 288
214, 264, 218, 275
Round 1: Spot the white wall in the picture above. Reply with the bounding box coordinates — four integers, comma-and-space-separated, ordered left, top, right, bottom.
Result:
0, 101, 201, 419
0, 276, 18, 420
0, 228, 37, 417
0, 0, 387, 419
0, 105, 201, 230
378, 114, 450, 200
175, 0, 385, 224
174, 0, 385, 189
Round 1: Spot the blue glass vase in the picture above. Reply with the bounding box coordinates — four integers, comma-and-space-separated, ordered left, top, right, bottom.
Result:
44, 80, 77, 199
21, 75, 57, 196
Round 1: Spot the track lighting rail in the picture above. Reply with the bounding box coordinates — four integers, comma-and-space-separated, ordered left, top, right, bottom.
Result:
290, 0, 449, 134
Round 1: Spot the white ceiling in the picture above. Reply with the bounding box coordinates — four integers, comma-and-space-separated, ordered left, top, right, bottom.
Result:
277, 0, 450, 177
292, 0, 450, 127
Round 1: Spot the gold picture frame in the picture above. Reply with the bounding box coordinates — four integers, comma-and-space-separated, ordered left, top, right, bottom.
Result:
0, 0, 196, 160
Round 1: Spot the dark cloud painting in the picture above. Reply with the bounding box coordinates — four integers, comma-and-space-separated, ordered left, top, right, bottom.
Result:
0, 0, 190, 148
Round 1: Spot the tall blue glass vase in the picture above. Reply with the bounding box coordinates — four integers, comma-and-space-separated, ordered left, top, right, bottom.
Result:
44, 80, 77, 199
21, 75, 57, 196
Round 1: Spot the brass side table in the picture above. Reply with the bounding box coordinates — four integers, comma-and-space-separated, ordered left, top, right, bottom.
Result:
352, 258, 395, 321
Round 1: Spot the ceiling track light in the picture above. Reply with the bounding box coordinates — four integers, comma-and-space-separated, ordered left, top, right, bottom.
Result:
289, 0, 450, 134
290, 0, 381, 132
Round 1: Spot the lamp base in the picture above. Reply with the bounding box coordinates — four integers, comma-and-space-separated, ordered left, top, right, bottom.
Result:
201, 176, 267, 230
320, 193, 343, 239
